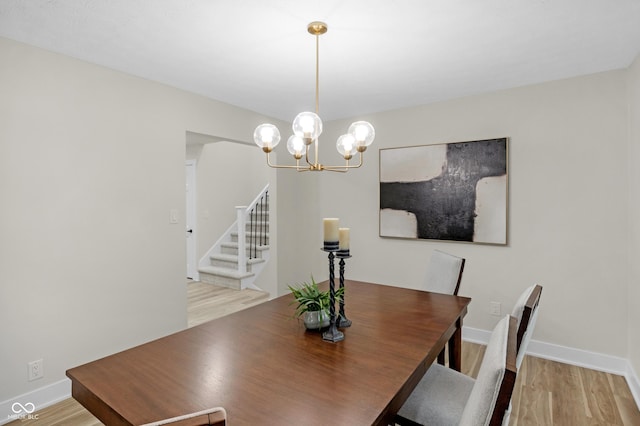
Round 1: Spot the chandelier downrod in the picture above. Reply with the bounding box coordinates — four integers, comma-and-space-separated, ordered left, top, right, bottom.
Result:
253, 21, 375, 173
310, 22, 324, 168
308, 21, 326, 115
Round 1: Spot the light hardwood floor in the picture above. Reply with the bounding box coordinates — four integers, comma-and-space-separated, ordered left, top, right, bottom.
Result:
9, 282, 640, 425
186, 280, 269, 327
461, 342, 640, 425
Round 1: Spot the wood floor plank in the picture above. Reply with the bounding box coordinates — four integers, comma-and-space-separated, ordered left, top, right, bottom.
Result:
514, 387, 554, 426
551, 362, 579, 421
579, 367, 624, 424
609, 373, 640, 425
460, 340, 485, 378
8, 284, 640, 425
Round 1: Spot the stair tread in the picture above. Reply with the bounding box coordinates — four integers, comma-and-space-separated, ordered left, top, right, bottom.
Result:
210, 254, 266, 264
221, 242, 270, 250
198, 266, 255, 279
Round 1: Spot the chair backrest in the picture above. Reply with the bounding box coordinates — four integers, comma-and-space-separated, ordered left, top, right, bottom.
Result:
425, 249, 466, 295
511, 284, 543, 368
458, 315, 517, 426
140, 407, 226, 426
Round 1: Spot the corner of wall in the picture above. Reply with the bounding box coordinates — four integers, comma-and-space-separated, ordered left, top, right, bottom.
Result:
627, 51, 640, 385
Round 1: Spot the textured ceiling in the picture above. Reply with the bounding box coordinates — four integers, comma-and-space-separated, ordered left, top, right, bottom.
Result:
1, 0, 640, 121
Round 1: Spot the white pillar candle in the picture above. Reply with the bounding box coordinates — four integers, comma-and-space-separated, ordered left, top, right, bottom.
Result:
339, 228, 350, 250
323, 218, 339, 242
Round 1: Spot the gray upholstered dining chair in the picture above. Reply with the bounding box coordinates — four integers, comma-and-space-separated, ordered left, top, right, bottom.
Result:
500, 284, 542, 424
140, 406, 227, 426
395, 314, 517, 426
425, 249, 466, 295
425, 249, 466, 365
511, 284, 542, 368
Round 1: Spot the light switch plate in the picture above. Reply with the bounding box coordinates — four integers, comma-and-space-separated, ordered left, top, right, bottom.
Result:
169, 209, 179, 224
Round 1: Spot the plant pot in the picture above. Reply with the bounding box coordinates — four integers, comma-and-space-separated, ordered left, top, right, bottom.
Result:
303, 310, 330, 330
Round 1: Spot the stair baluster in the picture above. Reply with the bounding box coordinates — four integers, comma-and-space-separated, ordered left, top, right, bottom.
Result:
236, 206, 247, 274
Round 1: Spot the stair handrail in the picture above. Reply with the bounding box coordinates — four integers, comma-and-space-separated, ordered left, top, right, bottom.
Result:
236, 184, 269, 273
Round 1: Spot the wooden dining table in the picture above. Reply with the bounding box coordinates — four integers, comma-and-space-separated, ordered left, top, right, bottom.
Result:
66, 280, 471, 425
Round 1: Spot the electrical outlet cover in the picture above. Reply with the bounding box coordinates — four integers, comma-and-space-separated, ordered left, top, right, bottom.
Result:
28, 359, 44, 381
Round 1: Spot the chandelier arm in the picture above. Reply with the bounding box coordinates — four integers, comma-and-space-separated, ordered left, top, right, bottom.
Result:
266, 153, 306, 170
318, 167, 349, 173
304, 143, 314, 167
321, 152, 365, 171
266, 163, 308, 170
303, 140, 322, 169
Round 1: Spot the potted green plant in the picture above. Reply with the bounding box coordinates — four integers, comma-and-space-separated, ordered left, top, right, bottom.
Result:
288, 276, 343, 330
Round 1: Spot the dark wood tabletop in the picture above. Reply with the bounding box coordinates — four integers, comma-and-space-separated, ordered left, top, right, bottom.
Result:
66, 280, 471, 426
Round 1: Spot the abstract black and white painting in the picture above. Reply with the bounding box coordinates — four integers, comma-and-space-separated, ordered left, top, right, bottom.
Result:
379, 138, 508, 244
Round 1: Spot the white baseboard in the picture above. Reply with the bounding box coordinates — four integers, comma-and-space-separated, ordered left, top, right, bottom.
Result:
463, 326, 640, 409
3, 330, 639, 422
0, 379, 70, 425
627, 363, 640, 409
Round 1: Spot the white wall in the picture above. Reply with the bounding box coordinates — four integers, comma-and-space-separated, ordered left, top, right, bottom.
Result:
0, 37, 280, 402
278, 70, 629, 357
275, 169, 321, 295
628, 54, 640, 376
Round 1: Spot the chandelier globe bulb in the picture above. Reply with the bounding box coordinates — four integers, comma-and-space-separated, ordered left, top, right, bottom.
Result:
348, 121, 375, 150
336, 134, 356, 159
292, 112, 323, 142
253, 123, 281, 152
287, 135, 306, 159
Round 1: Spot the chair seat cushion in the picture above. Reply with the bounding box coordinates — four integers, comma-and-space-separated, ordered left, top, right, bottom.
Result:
397, 363, 475, 426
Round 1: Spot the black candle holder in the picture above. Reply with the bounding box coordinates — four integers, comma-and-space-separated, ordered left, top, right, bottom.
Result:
323, 241, 339, 251
336, 252, 352, 328
321, 249, 344, 343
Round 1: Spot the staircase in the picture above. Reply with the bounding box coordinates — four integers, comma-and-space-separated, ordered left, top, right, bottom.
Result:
198, 185, 270, 291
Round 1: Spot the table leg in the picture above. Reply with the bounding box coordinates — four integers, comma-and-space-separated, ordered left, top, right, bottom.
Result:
448, 318, 463, 371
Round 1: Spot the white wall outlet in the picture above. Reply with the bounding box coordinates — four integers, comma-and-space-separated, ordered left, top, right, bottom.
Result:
28, 359, 44, 381
489, 301, 501, 317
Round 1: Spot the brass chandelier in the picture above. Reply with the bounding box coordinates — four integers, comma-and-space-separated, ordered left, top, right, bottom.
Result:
253, 21, 375, 172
